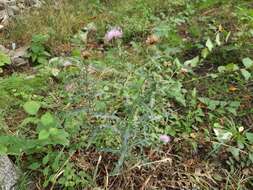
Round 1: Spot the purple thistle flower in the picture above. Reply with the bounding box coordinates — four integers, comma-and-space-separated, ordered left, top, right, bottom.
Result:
159, 135, 171, 143
104, 27, 123, 42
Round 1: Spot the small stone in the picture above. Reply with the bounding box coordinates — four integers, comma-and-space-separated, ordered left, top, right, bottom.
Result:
9, 5, 19, 15
11, 43, 16, 50
0, 156, 19, 190
12, 57, 27, 66
1, 45, 29, 66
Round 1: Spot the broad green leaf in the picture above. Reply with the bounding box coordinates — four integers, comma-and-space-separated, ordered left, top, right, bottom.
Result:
242, 57, 253, 68
71, 48, 81, 57
28, 162, 41, 170
241, 69, 251, 80
208, 100, 220, 111
198, 97, 219, 110
201, 48, 209, 58
215, 33, 221, 46
49, 128, 59, 135
39, 129, 50, 140
184, 56, 199, 67
213, 128, 232, 142
50, 128, 69, 146
41, 112, 55, 127
225, 63, 239, 72
218, 66, 226, 73
0, 51, 11, 66
228, 147, 240, 161
246, 132, 253, 143
206, 38, 214, 52
174, 58, 181, 68
37, 57, 48, 64
23, 101, 41, 115
42, 154, 50, 165
0, 144, 7, 154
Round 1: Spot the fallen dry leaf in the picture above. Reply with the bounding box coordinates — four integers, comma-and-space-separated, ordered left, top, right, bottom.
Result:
229, 86, 237, 92
146, 34, 160, 45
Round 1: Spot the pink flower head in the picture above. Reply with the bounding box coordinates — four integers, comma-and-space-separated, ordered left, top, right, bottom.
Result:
104, 27, 123, 42
159, 135, 171, 143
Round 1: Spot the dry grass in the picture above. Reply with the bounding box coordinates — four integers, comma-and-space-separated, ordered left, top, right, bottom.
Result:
68, 145, 252, 190
1, 0, 100, 47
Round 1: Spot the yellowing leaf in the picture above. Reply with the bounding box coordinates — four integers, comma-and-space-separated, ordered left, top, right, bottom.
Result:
229, 86, 237, 92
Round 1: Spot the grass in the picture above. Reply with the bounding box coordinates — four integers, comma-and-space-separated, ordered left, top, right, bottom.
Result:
0, 0, 253, 189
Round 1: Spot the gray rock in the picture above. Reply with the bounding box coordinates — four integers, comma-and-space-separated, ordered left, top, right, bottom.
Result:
0, 0, 43, 29
9, 46, 28, 57
11, 46, 29, 66
8, 5, 19, 15
0, 156, 19, 190
1, 45, 29, 66
0, 45, 10, 54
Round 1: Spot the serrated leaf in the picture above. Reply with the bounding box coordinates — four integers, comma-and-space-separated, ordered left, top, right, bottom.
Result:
23, 101, 41, 115
241, 69, 251, 80
242, 57, 253, 69
206, 38, 214, 52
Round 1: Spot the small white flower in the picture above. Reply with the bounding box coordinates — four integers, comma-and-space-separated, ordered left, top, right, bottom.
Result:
12, 43, 16, 50
239, 126, 244, 133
